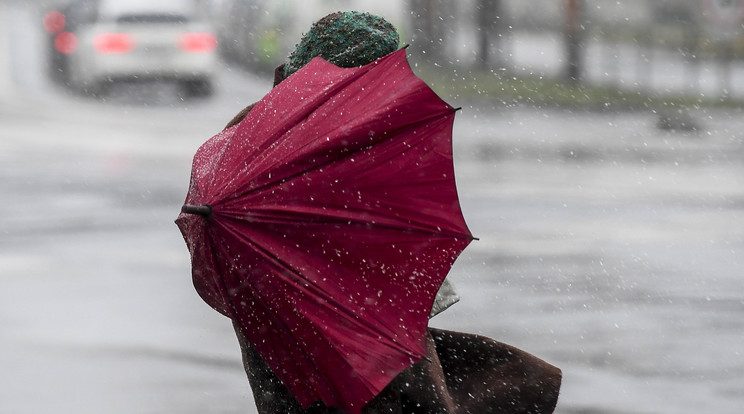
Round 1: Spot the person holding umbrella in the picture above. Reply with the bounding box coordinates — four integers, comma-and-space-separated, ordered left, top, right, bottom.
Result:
178, 11, 561, 414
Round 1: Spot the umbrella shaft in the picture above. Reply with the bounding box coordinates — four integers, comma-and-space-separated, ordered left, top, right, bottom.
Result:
182, 204, 212, 217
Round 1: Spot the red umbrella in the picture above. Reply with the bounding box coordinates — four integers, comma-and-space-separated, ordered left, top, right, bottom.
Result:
176, 48, 473, 413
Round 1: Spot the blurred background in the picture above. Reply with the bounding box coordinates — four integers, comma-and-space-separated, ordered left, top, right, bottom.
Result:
1, 0, 743, 413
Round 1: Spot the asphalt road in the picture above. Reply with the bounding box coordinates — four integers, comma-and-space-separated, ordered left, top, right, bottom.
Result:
2, 2, 744, 413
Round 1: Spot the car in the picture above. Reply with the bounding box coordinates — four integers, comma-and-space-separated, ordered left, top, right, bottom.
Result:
46, 0, 218, 97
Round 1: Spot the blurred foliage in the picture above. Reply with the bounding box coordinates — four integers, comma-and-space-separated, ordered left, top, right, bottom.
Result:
416, 65, 744, 111
589, 24, 744, 59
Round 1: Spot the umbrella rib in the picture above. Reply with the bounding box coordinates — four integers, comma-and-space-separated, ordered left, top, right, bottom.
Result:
217, 223, 347, 404
236, 68, 370, 177
217, 216, 451, 378
218, 217, 429, 360
233, 107, 456, 202
225, 112, 473, 240
218, 220, 414, 353
261, 63, 447, 177
236, 207, 472, 241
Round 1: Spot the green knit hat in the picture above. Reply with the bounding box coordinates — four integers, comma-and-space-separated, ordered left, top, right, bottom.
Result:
283, 11, 400, 78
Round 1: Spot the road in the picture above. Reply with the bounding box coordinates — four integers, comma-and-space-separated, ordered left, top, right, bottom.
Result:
2, 2, 744, 413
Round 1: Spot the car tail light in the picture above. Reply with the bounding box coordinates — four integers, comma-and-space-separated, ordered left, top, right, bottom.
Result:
179, 33, 217, 53
54, 32, 77, 54
94, 33, 135, 54
43, 11, 66, 34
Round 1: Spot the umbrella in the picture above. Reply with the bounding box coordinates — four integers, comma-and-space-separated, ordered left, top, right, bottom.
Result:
176, 48, 473, 413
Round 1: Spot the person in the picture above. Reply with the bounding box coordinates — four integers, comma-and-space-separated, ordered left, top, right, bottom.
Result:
223, 11, 561, 414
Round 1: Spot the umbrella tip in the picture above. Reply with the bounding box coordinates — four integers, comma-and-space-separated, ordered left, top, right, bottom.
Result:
181, 204, 213, 217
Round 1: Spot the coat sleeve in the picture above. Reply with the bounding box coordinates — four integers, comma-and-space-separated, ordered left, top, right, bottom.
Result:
224, 102, 257, 130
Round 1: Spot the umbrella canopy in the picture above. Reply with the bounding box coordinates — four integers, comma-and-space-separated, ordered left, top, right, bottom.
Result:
176, 48, 473, 413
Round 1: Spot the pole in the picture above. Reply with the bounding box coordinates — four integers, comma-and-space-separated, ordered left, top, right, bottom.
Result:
565, 0, 583, 83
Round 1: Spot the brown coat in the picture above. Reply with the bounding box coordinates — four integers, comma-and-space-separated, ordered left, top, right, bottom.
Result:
235, 324, 561, 414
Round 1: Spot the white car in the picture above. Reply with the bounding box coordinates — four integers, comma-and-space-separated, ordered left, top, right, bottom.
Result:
62, 0, 217, 96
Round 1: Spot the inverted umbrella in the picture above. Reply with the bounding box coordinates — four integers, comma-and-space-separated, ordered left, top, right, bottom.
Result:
176, 48, 473, 413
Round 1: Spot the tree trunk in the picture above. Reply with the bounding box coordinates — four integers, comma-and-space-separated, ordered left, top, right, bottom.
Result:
406, 0, 447, 62
564, 0, 584, 83
476, 0, 504, 70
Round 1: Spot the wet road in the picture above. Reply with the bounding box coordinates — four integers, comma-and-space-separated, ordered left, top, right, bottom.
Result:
2, 2, 744, 413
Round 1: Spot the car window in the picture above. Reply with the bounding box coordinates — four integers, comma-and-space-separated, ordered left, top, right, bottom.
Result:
61, 0, 99, 28
115, 14, 190, 25
97, 0, 195, 19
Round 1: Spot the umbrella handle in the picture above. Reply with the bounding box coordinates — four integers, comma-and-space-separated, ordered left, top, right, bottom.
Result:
181, 204, 212, 217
